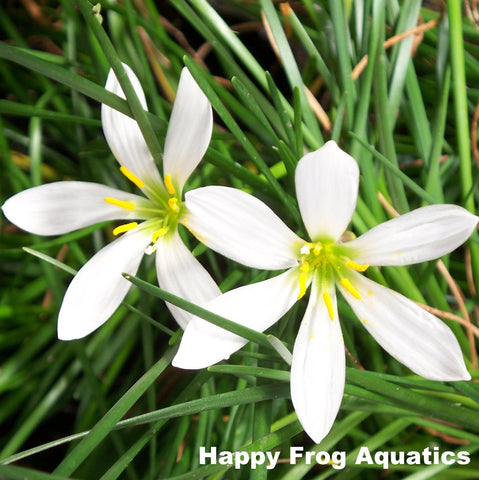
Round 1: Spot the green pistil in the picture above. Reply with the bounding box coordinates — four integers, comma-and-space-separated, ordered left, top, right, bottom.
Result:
296, 240, 368, 298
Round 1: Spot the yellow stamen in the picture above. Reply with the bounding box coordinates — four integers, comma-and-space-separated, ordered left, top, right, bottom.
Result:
168, 197, 180, 212
323, 292, 334, 320
300, 260, 310, 273
345, 260, 369, 272
340, 278, 361, 300
120, 166, 145, 189
152, 227, 169, 243
297, 272, 308, 300
313, 244, 322, 256
112, 222, 138, 236
104, 197, 136, 210
164, 174, 175, 195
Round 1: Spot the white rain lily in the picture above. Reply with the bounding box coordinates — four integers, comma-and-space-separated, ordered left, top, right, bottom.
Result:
2, 64, 220, 340
174, 140, 477, 444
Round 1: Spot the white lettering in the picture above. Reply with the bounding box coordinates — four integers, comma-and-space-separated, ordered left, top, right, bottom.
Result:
390, 451, 404, 465
457, 451, 471, 465
198, 445, 474, 470
406, 451, 421, 465
234, 451, 249, 469
356, 446, 374, 465
218, 451, 233, 465
266, 451, 280, 469
306, 451, 316, 464
315, 451, 329, 465
199, 447, 216, 465
441, 451, 455, 465
331, 451, 346, 469
250, 451, 265, 469
290, 446, 304, 464
374, 451, 388, 469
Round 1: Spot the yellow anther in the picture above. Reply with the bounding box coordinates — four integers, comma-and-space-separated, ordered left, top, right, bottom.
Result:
297, 272, 308, 300
345, 260, 369, 272
164, 174, 176, 195
168, 197, 180, 213
300, 260, 310, 273
313, 244, 322, 256
340, 278, 362, 300
323, 292, 334, 320
368, 290, 373, 296
104, 197, 136, 210
112, 222, 138, 236
152, 227, 169, 243
120, 166, 145, 189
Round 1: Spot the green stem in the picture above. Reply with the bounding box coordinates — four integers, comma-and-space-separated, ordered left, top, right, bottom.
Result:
447, 1, 479, 296
75, 0, 163, 165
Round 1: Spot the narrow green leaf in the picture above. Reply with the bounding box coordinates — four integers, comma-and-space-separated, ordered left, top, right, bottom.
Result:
54, 347, 177, 476
23, 247, 77, 276
0, 465, 80, 480
184, 57, 301, 226
0, 42, 129, 115
124, 273, 273, 350
75, 0, 163, 164
0, 100, 101, 126
349, 132, 436, 204
347, 369, 479, 431
208, 365, 290, 382
260, 0, 323, 146
447, 0, 479, 295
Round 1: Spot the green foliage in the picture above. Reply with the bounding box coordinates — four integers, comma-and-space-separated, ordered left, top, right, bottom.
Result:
0, 1, 478, 479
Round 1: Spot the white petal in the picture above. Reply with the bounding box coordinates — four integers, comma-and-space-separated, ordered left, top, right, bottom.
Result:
346, 204, 478, 266
295, 141, 359, 242
184, 186, 302, 270
173, 268, 300, 369
338, 272, 471, 381
291, 281, 345, 444
155, 230, 221, 329
163, 68, 212, 192
101, 63, 163, 187
1, 181, 148, 235
57, 227, 151, 340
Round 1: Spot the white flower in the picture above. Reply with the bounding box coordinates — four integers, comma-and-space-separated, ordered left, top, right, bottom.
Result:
2, 64, 220, 340
174, 140, 477, 444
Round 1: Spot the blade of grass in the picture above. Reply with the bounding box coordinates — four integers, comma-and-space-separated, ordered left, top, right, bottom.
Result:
184, 58, 302, 226
373, 48, 409, 213
0, 100, 101, 126
1, 383, 289, 466
124, 273, 274, 350
23, 247, 77, 276
260, 0, 323, 146
0, 465, 80, 480
0, 43, 129, 116
447, 0, 479, 295
75, 0, 163, 165
53, 346, 177, 476
347, 369, 479, 431
349, 132, 436, 204
328, 0, 357, 127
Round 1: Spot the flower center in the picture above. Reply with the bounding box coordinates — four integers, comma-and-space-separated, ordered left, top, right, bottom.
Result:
296, 239, 368, 319
104, 167, 184, 251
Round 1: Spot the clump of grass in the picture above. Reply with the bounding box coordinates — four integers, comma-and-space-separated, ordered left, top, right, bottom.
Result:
0, 1, 478, 479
